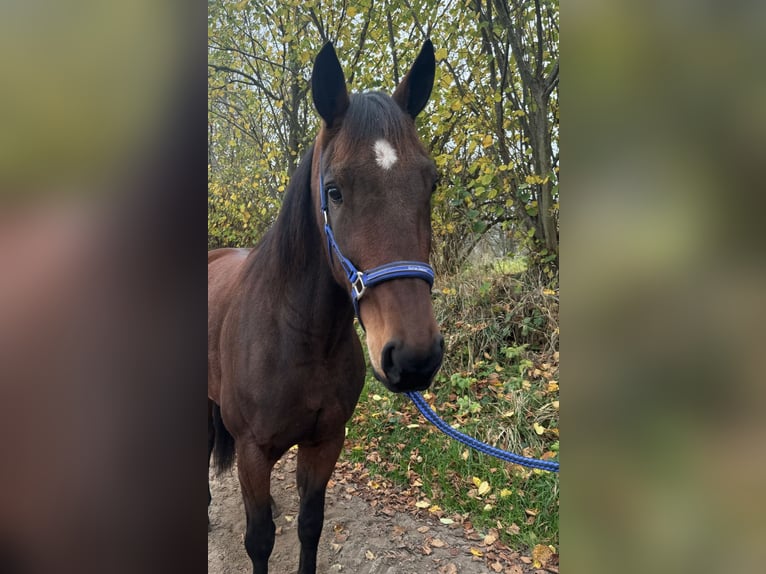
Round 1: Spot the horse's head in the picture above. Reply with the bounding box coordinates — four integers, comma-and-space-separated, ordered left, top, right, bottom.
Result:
310, 40, 444, 393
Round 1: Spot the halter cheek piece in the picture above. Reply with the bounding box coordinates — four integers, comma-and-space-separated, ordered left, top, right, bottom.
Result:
319, 153, 435, 329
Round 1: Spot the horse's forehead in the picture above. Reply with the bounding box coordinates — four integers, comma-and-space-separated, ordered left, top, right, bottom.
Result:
332, 134, 429, 174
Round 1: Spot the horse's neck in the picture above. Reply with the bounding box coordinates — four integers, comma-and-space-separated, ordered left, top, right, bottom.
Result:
246, 230, 355, 338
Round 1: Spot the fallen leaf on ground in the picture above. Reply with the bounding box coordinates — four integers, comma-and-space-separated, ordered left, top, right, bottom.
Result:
532, 544, 555, 568
483, 532, 498, 545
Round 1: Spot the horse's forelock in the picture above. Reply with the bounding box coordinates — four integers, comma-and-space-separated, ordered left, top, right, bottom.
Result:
330, 92, 420, 166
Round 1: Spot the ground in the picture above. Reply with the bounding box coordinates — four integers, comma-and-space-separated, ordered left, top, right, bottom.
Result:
208, 450, 552, 574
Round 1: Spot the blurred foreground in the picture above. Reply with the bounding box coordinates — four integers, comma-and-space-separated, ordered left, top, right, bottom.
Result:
1, 2, 207, 573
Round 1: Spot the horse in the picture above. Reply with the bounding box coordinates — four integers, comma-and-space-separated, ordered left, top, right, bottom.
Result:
208, 40, 444, 574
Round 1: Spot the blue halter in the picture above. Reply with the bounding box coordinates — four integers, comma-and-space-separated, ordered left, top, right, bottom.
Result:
318, 153, 435, 327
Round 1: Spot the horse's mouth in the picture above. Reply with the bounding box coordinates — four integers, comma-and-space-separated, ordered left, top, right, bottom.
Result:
372, 367, 436, 393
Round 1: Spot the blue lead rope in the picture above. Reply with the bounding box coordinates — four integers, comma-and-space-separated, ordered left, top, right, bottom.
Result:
406, 391, 560, 472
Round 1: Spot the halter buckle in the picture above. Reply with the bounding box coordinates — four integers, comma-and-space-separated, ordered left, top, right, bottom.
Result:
351, 272, 366, 300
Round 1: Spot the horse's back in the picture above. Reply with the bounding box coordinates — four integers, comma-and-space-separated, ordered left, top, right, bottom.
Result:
208, 247, 250, 310
208, 246, 249, 267
208, 247, 250, 402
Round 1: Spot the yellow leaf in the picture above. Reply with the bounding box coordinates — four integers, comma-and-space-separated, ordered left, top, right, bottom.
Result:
477, 481, 491, 496
482, 134, 493, 148
532, 544, 554, 568
472, 476, 482, 488
428, 505, 442, 513
470, 548, 484, 557
415, 500, 430, 508
533, 422, 546, 435
435, 47, 448, 60
500, 488, 513, 498
439, 517, 454, 524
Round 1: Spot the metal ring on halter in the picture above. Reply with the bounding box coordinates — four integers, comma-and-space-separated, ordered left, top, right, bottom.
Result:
351, 272, 367, 300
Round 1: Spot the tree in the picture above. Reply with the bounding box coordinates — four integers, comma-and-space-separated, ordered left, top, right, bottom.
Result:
208, 0, 559, 277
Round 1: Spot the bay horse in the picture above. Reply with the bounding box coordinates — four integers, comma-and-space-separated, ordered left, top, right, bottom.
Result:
208, 40, 444, 574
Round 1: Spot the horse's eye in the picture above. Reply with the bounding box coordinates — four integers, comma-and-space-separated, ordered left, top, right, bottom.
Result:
327, 186, 343, 204
431, 175, 441, 194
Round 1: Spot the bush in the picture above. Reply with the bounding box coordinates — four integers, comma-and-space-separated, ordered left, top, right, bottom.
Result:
434, 263, 559, 375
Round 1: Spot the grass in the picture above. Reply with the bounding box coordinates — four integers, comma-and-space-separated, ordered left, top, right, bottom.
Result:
341, 263, 560, 550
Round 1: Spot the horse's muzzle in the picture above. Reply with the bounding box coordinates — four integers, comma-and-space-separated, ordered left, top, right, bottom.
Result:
376, 335, 445, 392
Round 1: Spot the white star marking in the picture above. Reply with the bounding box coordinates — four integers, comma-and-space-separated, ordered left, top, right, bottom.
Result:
373, 139, 398, 170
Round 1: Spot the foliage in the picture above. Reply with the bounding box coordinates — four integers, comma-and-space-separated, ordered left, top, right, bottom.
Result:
208, 0, 559, 270
435, 264, 559, 374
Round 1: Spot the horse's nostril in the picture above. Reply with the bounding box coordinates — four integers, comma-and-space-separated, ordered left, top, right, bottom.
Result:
381, 340, 399, 383
438, 335, 445, 352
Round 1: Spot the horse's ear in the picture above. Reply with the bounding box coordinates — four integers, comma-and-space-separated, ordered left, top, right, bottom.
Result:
393, 39, 436, 119
312, 42, 349, 129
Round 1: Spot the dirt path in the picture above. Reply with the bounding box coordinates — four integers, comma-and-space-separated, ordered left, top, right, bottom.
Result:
208, 450, 543, 574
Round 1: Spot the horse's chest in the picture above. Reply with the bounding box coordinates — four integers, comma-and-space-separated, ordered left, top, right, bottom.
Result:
228, 358, 363, 442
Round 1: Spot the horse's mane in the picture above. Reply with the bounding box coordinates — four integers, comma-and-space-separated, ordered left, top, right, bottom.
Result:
245, 144, 317, 276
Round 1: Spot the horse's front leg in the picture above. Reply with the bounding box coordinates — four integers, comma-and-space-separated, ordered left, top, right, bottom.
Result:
207, 400, 215, 508
296, 431, 344, 574
237, 440, 277, 574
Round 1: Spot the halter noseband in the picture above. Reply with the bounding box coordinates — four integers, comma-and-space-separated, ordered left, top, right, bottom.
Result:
318, 152, 435, 328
